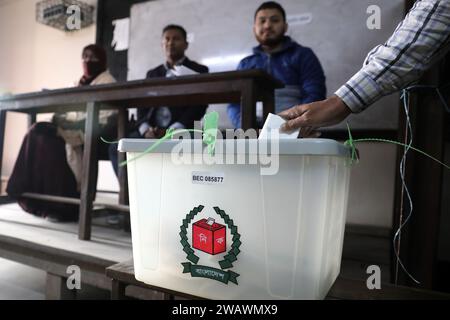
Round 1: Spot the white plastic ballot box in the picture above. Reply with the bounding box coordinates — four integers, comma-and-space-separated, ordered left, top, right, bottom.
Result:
118, 138, 352, 300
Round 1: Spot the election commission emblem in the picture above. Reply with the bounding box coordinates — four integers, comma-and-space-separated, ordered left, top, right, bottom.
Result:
179, 205, 240, 285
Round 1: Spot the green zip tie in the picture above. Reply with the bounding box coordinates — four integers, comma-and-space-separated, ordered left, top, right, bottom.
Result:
344, 123, 450, 170
203, 111, 219, 156
101, 111, 220, 167
118, 128, 203, 167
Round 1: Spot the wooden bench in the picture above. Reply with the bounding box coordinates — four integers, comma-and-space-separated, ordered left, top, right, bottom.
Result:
0, 202, 132, 299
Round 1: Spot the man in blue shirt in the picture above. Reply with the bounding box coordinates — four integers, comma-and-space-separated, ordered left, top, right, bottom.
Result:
227, 1, 326, 128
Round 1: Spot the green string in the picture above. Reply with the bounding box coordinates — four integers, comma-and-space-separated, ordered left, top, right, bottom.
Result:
118, 128, 204, 167
344, 123, 450, 170
101, 111, 220, 167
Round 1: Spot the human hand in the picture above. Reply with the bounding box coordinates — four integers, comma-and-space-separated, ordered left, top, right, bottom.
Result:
144, 127, 157, 138
154, 127, 167, 139
278, 95, 352, 135
144, 127, 166, 139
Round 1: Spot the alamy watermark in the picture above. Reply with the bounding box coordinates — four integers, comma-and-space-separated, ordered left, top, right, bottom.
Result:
66, 265, 81, 290
66, 5, 81, 31
366, 265, 381, 290
169, 121, 281, 176
367, 5, 381, 30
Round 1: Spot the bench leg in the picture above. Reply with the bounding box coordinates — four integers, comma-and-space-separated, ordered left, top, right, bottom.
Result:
111, 279, 127, 300
46, 273, 76, 300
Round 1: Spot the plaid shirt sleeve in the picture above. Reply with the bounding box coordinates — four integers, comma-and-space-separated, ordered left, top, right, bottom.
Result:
335, 0, 450, 113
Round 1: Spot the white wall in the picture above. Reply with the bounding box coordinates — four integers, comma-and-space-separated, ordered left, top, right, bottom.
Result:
346, 142, 397, 228
0, 0, 97, 178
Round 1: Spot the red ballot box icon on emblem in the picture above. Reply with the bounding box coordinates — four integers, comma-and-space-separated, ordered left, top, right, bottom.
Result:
192, 217, 226, 255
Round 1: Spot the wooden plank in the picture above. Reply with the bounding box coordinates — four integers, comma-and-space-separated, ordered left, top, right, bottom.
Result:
20, 192, 130, 212
105, 259, 138, 284
79, 102, 100, 240
126, 285, 170, 300
0, 71, 283, 111
22, 193, 79, 205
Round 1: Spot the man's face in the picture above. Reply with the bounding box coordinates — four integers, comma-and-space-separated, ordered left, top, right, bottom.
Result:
253, 8, 287, 47
162, 29, 188, 62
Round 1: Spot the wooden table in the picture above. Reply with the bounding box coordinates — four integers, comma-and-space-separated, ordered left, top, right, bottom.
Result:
0, 70, 283, 241
106, 259, 450, 300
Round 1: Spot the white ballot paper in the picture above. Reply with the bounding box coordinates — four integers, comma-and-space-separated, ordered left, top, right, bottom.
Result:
171, 65, 199, 76
258, 113, 300, 139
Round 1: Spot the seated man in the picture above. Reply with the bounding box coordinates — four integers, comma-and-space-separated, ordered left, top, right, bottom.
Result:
110, 24, 208, 174
227, 1, 326, 128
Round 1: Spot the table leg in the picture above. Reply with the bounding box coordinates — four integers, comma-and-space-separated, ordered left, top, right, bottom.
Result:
262, 89, 275, 125
118, 108, 129, 206
79, 102, 100, 240
28, 112, 36, 127
240, 81, 257, 130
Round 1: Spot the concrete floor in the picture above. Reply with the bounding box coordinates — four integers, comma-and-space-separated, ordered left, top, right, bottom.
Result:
0, 258, 46, 300
0, 258, 112, 300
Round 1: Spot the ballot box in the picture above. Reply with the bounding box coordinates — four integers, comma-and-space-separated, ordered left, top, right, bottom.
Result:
119, 138, 352, 299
